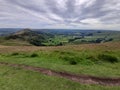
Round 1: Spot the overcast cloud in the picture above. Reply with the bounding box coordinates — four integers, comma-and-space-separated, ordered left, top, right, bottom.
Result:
0, 0, 120, 30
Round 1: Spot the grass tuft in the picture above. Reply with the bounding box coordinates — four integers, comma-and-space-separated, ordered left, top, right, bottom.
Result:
30, 53, 39, 57
69, 60, 78, 65
98, 54, 118, 63
11, 52, 19, 56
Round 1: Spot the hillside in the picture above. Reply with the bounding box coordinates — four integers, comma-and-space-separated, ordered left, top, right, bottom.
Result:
0, 29, 53, 46
0, 42, 120, 89
0, 28, 120, 46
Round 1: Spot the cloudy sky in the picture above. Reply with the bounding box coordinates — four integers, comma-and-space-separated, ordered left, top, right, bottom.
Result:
0, 0, 120, 30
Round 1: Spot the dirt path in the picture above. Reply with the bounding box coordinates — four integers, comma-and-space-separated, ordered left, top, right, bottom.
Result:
0, 62, 120, 86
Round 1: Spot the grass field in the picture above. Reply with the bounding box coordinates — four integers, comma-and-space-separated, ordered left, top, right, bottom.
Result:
0, 42, 120, 89
1, 65, 120, 90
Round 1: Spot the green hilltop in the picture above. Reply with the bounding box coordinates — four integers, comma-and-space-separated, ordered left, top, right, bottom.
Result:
0, 28, 53, 46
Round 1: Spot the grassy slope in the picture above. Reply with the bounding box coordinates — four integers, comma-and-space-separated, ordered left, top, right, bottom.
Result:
0, 65, 120, 90
0, 50, 120, 78
0, 42, 120, 77
0, 29, 54, 46
0, 39, 32, 46
0, 42, 120, 90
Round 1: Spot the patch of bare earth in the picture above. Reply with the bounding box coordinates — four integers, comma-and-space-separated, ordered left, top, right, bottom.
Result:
0, 62, 120, 86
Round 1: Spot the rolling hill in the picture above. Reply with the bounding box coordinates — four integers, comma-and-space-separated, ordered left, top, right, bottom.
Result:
0, 28, 53, 46
0, 28, 120, 46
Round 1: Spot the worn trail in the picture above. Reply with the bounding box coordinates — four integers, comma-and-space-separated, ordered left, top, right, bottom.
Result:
0, 62, 120, 86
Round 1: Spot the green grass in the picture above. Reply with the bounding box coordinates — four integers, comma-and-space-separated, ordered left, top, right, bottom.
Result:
0, 49, 120, 77
0, 65, 120, 90
0, 43, 120, 90
0, 38, 31, 46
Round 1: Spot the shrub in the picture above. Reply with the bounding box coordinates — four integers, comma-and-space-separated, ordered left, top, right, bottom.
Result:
105, 38, 113, 42
28, 37, 45, 46
60, 55, 80, 65
95, 38, 103, 43
87, 55, 97, 61
56, 42, 63, 46
11, 52, 19, 56
30, 53, 38, 57
69, 60, 77, 65
86, 55, 102, 64
98, 54, 118, 63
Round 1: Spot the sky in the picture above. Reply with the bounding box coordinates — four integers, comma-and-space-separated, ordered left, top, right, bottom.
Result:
0, 0, 120, 30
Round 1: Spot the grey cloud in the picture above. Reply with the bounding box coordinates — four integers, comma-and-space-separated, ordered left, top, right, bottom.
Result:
0, 0, 120, 30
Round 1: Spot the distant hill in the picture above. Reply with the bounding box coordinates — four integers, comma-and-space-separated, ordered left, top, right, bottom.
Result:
0, 28, 53, 46
0, 28, 120, 46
